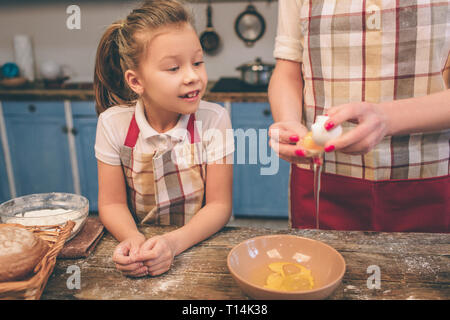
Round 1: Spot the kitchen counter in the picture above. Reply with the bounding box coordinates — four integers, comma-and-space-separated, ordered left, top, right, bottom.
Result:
0, 81, 268, 103
41, 225, 450, 300
0, 87, 96, 102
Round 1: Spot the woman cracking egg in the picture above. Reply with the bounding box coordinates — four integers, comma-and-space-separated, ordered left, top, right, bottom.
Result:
268, 0, 449, 233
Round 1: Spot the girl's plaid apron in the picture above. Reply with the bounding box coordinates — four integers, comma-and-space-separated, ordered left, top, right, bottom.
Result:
290, 0, 449, 232
119, 113, 206, 226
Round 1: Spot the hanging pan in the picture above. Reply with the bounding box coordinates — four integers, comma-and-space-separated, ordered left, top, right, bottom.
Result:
235, 3, 266, 47
200, 1, 221, 55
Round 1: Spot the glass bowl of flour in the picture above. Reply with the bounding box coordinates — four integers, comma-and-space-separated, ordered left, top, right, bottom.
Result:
0, 193, 89, 241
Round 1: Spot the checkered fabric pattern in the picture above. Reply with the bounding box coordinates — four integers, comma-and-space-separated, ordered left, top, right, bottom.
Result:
152, 138, 206, 226
120, 145, 157, 223
294, 0, 450, 180
120, 114, 206, 226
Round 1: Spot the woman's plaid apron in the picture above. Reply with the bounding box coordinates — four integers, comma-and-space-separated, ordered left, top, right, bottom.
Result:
289, 0, 449, 232
119, 113, 206, 226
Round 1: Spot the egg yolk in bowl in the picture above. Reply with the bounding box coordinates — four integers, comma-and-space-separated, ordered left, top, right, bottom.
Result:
264, 262, 314, 292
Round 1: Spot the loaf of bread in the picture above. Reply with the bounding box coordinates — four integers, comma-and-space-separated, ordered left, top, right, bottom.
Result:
0, 225, 49, 282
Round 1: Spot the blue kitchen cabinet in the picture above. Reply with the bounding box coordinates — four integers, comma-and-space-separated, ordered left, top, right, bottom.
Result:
0, 140, 10, 203
71, 102, 99, 212
2, 101, 74, 196
231, 102, 290, 218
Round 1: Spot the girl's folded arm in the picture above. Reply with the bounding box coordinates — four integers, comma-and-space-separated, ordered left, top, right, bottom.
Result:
97, 160, 143, 242
162, 159, 233, 256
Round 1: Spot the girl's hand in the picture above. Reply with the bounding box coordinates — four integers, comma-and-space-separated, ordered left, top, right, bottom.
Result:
324, 102, 389, 155
112, 233, 148, 278
268, 121, 310, 164
136, 235, 175, 276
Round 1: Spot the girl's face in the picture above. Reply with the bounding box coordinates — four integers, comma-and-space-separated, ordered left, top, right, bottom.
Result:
127, 23, 207, 116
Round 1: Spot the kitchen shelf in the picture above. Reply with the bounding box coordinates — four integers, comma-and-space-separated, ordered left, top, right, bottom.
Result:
0, 81, 268, 103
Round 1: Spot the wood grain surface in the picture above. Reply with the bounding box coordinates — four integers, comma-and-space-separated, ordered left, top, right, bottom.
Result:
41, 225, 450, 300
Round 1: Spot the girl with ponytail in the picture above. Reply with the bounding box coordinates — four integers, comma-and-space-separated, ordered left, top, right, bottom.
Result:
94, 0, 234, 278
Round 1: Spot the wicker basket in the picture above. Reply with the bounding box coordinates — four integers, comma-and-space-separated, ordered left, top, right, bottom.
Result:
0, 220, 75, 300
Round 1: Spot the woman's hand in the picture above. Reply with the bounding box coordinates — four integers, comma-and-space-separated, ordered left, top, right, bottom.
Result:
268, 121, 311, 164
136, 235, 175, 276
324, 102, 390, 155
112, 233, 148, 278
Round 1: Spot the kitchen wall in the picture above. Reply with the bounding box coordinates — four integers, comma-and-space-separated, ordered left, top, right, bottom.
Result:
0, 0, 278, 82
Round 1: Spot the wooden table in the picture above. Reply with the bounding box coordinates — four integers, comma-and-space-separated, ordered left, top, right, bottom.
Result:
41, 225, 450, 300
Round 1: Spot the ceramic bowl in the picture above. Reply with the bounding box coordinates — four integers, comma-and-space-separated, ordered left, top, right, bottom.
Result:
227, 234, 345, 300
0, 192, 89, 241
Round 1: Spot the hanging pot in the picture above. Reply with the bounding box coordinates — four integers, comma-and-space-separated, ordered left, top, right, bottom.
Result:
199, 1, 221, 55
234, 3, 266, 47
236, 57, 274, 86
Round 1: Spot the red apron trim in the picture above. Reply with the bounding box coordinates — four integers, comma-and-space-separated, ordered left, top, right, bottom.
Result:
124, 113, 198, 146
322, 157, 449, 171
124, 115, 139, 148
290, 165, 449, 233
187, 113, 200, 143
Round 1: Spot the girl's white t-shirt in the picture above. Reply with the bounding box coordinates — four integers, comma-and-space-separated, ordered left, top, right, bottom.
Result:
95, 99, 235, 166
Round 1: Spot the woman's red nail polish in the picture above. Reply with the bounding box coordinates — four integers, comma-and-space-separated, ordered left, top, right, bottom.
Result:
295, 149, 306, 157
289, 135, 299, 142
325, 122, 335, 131
324, 145, 335, 152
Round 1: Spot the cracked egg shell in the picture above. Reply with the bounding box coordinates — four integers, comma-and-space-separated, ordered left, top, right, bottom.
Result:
311, 115, 342, 146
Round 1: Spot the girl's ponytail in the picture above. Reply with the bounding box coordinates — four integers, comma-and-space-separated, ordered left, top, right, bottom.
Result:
94, 21, 137, 115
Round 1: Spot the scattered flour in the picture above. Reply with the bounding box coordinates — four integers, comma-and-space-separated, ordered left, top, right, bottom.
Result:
404, 256, 437, 275
153, 279, 180, 293
343, 285, 360, 293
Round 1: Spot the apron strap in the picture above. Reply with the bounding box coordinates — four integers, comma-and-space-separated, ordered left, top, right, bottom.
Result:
124, 113, 198, 147
187, 114, 199, 144
124, 114, 140, 148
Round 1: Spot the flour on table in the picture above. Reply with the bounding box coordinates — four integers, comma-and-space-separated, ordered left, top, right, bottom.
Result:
404, 256, 437, 275
154, 279, 179, 292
